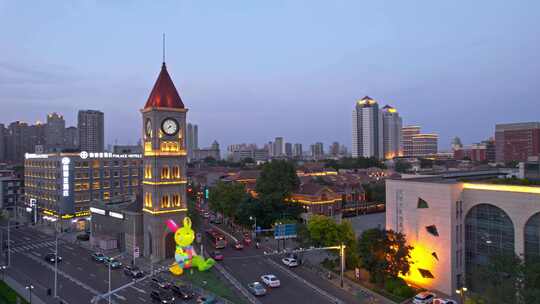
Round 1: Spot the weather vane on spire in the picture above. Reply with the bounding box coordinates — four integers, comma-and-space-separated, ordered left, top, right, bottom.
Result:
162, 33, 166, 64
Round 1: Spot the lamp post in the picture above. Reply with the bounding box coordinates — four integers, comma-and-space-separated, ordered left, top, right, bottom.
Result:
25, 284, 34, 304
456, 286, 467, 304
0, 265, 6, 281
249, 216, 256, 239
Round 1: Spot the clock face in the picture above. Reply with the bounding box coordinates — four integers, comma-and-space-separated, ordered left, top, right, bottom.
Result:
145, 119, 152, 137
161, 118, 179, 136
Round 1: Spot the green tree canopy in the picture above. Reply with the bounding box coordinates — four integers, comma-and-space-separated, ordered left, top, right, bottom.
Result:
208, 181, 248, 221
255, 160, 300, 204
357, 228, 412, 283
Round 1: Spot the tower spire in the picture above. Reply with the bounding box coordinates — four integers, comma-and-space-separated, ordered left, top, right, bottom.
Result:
162, 33, 166, 64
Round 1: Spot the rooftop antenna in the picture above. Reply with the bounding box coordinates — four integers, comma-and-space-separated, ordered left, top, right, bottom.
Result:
162, 33, 166, 64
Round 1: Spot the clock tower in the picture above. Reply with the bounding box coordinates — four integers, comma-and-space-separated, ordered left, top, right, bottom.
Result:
141, 62, 188, 260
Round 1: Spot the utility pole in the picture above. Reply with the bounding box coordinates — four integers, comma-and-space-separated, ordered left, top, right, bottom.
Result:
7, 216, 10, 267
340, 243, 345, 288
132, 219, 136, 266
54, 222, 58, 298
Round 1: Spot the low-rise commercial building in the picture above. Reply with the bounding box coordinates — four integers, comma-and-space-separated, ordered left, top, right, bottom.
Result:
386, 171, 540, 296
24, 151, 142, 229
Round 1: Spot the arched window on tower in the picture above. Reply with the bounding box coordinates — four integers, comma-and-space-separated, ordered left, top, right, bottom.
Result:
161, 195, 170, 208
172, 166, 180, 179
145, 165, 152, 179
160, 141, 179, 152
144, 192, 152, 208
172, 194, 181, 207
161, 166, 170, 179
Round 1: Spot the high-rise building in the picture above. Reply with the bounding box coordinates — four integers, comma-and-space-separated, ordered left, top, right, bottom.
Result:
451, 137, 463, 151
273, 137, 284, 156
412, 134, 438, 157
495, 122, 540, 163
78, 110, 104, 152
381, 105, 402, 159
293, 143, 303, 158
266, 141, 274, 157
0, 124, 6, 161
330, 142, 340, 157
186, 123, 198, 162
65, 126, 79, 150
284, 143, 292, 157
142, 62, 188, 260
352, 96, 383, 159
45, 112, 66, 152
28, 122, 46, 153
401, 126, 421, 157
311, 142, 324, 160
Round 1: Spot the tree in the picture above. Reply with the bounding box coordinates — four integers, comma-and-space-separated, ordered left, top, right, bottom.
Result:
325, 157, 386, 170
306, 215, 359, 269
208, 181, 247, 222
255, 160, 300, 204
394, 160, 411, 173
357, 228, 412, 283
363, 182, 386, 202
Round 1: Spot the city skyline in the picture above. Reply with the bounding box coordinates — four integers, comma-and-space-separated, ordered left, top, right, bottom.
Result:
2, 1, 540, 150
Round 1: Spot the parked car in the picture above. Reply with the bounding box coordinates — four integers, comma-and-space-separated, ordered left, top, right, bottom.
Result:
91, 252, 107, 262
76, 233, 90, 241
260, 274, 280, 288
171, 284, 195, 300
44, 253, 62, 264
281, 257, 299, 267
413, 291, 437, 304
124, 266, 145, 279
247, 282, 267, 296
150, 290, 175, 304
150, 277, 172, 290
211, 251, 224, 261
433, 299, 457, 304
233, 241, 244, 250
197, 295, 217, 304
103, 257, 123, 269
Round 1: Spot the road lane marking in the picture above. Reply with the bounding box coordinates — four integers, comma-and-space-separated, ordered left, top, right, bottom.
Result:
64, 245, 74, 250
114, 294, 127, 301
90, 273, 96, 277
129, 285, 147, 293
23, 237, 31, 241
77, 266, 83, 271
138, 296, 147, 302
31, 252, 41, 257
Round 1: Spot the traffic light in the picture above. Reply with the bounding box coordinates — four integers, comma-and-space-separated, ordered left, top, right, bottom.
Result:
204, 188, 209, 199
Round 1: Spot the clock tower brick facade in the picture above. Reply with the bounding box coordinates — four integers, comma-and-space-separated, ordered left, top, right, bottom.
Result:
141, 62, 188, 260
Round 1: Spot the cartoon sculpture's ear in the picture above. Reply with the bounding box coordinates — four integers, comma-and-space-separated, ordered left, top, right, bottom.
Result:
183, 217, 192, 229
166, 219, 178, 232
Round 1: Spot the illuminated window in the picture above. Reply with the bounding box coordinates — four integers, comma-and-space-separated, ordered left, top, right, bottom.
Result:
172, 166, 180, 179
161, 195, 170, 208
160, 141, 179, 152
161, 166, 170, 179
172, 194, 181, 207
426, 225, 439, 237
144, 192, 152, 208
92, 181, 100, 190
417, 198, 429, 208
145, 165, 152, 178
92, 160, 100, 168
144, 142, 152, 152
418, 268, 434, 279
103, 191, 110, 200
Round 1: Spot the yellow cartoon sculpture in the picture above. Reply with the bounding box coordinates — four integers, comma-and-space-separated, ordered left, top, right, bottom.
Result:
166, 217, 215, 275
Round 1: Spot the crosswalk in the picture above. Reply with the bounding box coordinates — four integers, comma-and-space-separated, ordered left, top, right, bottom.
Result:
10, 240, 58, 253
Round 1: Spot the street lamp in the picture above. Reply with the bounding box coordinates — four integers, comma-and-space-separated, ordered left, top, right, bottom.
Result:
456, 286, 468, 303
0, 265, 6, 280
25, 284, 34, 304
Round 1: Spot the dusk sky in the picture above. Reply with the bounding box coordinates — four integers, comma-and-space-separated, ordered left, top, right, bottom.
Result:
1, 1, 539, 151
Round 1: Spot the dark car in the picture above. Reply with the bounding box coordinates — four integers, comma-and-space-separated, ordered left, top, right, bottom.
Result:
233, 242, 244, 250
150, 290, 175, 304
76, 233, 90, 241
91, 252, 107, 262
210, 251, 224, 261
150, 277, 172, 290
103, 257, 123, 269
44, 253, 62, 264
171, 284, 195, 300
124, 266, 145, 279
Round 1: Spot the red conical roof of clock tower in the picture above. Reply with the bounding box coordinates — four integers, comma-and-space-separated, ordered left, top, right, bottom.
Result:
144, 63, 185, 109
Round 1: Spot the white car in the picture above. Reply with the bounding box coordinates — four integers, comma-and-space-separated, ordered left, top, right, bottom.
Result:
260, 274, 280, 288
281, 257, 299, 267
433, 299, 457, 304
413, 291, 436, 304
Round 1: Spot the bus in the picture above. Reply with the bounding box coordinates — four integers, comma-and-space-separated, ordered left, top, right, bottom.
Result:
206, 229, 227, 249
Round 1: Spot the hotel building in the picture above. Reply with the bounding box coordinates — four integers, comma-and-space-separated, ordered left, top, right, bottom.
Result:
386, 171, 540, 296
24, 151, 142, 228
